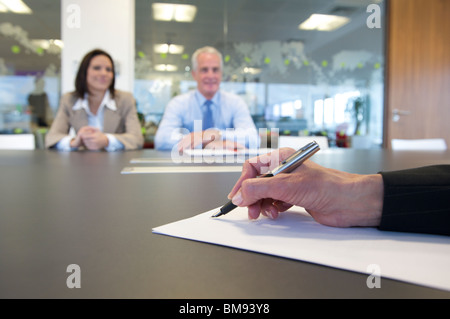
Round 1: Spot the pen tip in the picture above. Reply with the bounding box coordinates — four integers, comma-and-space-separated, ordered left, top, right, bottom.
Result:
211, 211, 221, 218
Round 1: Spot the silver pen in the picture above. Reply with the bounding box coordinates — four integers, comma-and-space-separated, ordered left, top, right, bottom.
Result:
212, 141, 320, 217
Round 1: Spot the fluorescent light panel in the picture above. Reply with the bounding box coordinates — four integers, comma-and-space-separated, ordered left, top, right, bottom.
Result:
152, 3, 197, 22
154, 44, 184, 54
243, 67, 261, 75
299, 14, 350, 31
154, 64, 178, 72
31, 39, 64, 49
0, 0, 32, 14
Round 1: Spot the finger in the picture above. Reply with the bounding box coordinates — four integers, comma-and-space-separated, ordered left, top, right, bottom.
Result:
236, 176, 288, 207
228, 148, 297, 199
85, 141, 100, 150
78, 126, 95, 134
260, 198, 279, 219
273, 200, 293, 212
81, 135, 94, 142
247, 201, 262, 220
230, 150, 284, 198
177, 140, 185, 153
233, 142, 246, 150
185, 132, 200, 149
177, 135, 192, 152
227, 160, 259, 199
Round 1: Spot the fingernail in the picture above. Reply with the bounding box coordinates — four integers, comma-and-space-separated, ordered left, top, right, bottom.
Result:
265, 210, 274, 219
231, 192, 243, 206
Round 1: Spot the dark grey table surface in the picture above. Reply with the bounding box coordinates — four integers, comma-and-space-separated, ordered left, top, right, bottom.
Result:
1, 148, 449, 298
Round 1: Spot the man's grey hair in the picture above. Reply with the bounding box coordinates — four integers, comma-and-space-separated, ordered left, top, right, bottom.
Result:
191, 46, 223, 71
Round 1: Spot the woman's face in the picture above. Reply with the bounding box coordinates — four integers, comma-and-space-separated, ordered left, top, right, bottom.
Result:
86, 54, 114, 94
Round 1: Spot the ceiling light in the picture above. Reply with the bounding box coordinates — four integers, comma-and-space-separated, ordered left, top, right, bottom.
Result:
31, 39, 64, 50
32, 39, 51, 50
243, 67, 261, 75
51, 39, 64, 48
154, 64, 178, 72
152, 3, 197, 22
154, 43, 184, 54
299, 14, 350, 31
0, 0, 32, 14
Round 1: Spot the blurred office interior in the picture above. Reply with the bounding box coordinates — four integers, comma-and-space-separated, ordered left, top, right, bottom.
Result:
0, 0, 388, 149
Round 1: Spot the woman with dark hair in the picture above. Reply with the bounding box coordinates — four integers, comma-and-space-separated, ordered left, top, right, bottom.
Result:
45, 49, 143, 151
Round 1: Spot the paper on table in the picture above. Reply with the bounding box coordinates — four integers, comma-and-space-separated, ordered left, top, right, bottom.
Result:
184, 148, 273, 156
121, 166, 243, 174
130, 158, 176, 164
129, 157, 244, 164
130, 149, 273, 164
153, 206, 450, 291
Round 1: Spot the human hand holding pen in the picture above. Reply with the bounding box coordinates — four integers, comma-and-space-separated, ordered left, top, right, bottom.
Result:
227, 147, 384, 228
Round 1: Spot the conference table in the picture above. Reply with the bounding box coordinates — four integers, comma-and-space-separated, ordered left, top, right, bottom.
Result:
1, 147, 450, 301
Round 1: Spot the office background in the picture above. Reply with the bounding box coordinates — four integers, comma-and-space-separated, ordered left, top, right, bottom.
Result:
0, 0, 448, 148
1, 0, 386, 149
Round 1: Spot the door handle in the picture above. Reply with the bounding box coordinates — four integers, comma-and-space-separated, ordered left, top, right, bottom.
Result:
392, 109, 411, 122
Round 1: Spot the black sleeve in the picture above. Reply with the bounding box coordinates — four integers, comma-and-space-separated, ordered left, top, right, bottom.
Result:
378, 165, 450, 236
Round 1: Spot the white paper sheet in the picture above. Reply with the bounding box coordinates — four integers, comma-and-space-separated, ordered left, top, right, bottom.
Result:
129, 149, 273, 164
153, 206, 450, 291
130, 158, 177, 164
121, 166, 243, 174
184, 148, 274, 156
130, 157, 245, 164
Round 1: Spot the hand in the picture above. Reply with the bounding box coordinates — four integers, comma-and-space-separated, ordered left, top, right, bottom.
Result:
77, 126, 109, 151
177, 129, 222, 152
204, 139, 246, 151
228, 148, 384, 228
70, 126, 95, 148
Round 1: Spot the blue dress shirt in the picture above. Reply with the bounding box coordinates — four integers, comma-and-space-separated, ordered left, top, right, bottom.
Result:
155, 90, 259, 150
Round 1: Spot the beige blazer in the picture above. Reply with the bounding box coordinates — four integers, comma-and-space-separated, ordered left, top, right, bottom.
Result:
45, 90, 144, 150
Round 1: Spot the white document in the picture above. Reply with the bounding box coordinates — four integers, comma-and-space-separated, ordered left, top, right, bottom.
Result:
153, 206, 450, 291
130, 158, 177, 164
130, 149, 273, 165
184, 148, 273, 156
130, 157, 243, 164
121, 166, 243, 174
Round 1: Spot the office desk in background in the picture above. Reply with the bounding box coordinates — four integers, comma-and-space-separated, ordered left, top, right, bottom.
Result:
0, 148, 450, 299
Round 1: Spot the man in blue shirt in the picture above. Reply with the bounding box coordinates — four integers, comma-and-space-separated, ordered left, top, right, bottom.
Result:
154, 46, 259, 151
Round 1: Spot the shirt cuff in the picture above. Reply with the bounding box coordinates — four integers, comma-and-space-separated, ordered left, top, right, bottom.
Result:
105, 134, 124, 151
55, 136, 77, 151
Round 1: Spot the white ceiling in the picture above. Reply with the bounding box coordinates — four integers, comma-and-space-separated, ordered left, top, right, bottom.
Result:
0, 0, 382, 75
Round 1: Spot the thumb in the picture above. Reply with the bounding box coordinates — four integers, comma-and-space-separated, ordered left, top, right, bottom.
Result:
231, 176, 283, 207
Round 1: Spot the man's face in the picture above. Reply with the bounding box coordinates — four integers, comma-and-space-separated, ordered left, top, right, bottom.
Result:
191, 52, 222, 100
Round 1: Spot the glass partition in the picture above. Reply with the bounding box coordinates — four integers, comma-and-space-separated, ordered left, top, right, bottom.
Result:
0, 0, 385, 149
0, 1, 61, 148
135, 0, 385, 148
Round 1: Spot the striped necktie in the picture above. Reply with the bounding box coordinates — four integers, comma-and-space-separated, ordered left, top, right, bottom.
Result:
202, 100, 214, 130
